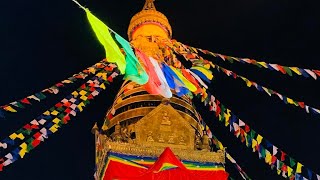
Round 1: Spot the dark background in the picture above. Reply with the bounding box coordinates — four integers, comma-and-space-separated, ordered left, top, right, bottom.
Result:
0, 0, 319, 179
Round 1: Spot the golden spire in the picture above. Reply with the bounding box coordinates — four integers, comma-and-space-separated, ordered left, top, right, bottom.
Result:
143, 0, 157, 10
127, 0, 172, 41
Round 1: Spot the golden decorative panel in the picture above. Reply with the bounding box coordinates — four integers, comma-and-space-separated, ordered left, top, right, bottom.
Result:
135, 103, 195, 150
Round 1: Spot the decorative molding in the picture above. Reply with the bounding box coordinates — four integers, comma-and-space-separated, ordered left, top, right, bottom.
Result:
104, 140, 225, 163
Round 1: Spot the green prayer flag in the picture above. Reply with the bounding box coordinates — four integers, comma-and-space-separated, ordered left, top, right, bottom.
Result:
289, 157, 296, 167
114, 34, 148, 85
85, 9, 126, 74
35, 92, 46, 100
27, 144, 34, 152
84, 100, 90, 106
219, 105, 226, 122
250, 130, 256, 139
12, 102, 25, 108
283, 66, 293, 76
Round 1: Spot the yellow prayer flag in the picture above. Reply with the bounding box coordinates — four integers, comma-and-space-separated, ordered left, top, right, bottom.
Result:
80, 95, 88, 101
170, 66, 197, 92
19, 149, 28, 158
20, 142, 27, 149
52, 118, 61, 124
88, 67, 96, 74
79, 90, 87, 96
72, 91, 79, 97
277, 169, 281, 175
290, 67, 302, 75
190, 66, 213, 80
49, 126, 58, 133
257, 61, 268, 68
287, 167, 293, 177
265, 150, 272, 164
9, 133, 25, 140
100, 83, 106, 90
287, 97, 294, 104
4, 106, 17, 112
43, 111, 50, 115
9, 133, 17, 140
77, 105, 83, 112
246, 80, 252, 87
256, 134, 263, 144
224, 109, 231, 127
296, 162, 303, 173
51, 110, 59, 116
252, 139, 257, 151
97, 72, 107, 80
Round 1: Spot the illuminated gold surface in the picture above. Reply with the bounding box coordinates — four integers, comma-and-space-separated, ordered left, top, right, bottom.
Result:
135, 103, 195, 150
104, 140, 225, 163
95, 1, 226, 178
127, 0, 172, 40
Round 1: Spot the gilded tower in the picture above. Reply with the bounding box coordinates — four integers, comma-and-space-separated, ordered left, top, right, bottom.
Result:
93, 1, 227, 179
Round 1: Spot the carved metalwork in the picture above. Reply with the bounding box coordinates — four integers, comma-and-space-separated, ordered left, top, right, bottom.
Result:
103, 140, 225, 163
135, 103, 195, 150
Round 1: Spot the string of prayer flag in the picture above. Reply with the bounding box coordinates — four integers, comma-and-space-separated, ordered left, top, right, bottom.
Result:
200, 91, 319, 179
0, 63, 119, 172
212, 64, 320, 116
0, 60, 107, 114
174, 40, 320, 80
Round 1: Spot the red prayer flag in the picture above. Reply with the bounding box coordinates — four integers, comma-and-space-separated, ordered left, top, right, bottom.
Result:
298, 102, 305, 108
55, 102, 63, 108
281, 151, 286, 161
87, 94, 94, 100
313, 70, 320, 76
23, 124, 32, 130
55, 83, 64, 87
32, 139, 41, 147
21, 98, 31, 105
245, 125, 250, 133
81, 84, 86, 89
277, 65, 286, 74
33, 132, 42, 139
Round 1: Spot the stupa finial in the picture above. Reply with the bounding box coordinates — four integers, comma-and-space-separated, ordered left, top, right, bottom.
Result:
127, 0, 172, 41
143, 0, 156, 10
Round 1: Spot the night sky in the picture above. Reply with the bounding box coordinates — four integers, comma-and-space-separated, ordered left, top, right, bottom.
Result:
1, 0, 319, 179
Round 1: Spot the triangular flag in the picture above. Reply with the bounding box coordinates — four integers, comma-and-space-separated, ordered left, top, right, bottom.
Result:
3, 106, 17, 113
10, 102, 25, 108
239, 119, 245, 126
273, 146, 278, 155
21, 98, 31, 105
35, 92, 46, 100
28, 95, 40, 102
305, 69, 317, 80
